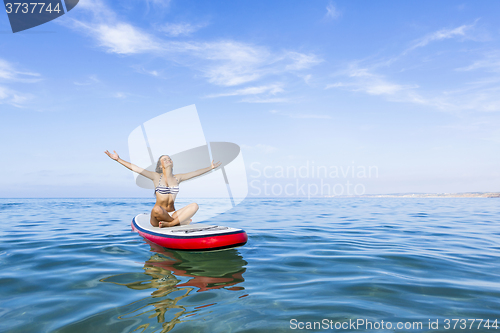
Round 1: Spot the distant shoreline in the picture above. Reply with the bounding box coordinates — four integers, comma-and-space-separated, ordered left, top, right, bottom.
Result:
326, 192, 500, 198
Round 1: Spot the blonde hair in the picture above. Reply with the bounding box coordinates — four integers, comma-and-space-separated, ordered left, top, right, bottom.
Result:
154, 155, 169, 196
155, 155, 170, 173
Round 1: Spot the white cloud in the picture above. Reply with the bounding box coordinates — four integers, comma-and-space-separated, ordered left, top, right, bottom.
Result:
301, 74, 312, 85
188, 40, 271, 86
0, 59, 41, 83
61, 0, 321, 87
61, 0, 162, 54
328, 63, 500, 112
0, 58, 38, 108
324, 20, 500, 113
169, 40, 320, 87
75, 0, 114, 21
156, 22, 207, 37
405, 22, 476, 53
113, 92, 126, 98
284, 52, 322, 70
457, 51, 500, 73
364, 81, 407, 95
327, 65, 416, 96
203, 64, 261, 86
0, 85, 34, 108
325, 3, 340, 20
142, 69, 159, 76
131, 65, 160, 77
73, 74, 100, 85
194, 44, 320, 86
325, 82, 344, 89
94, 23, 163, 54
206, 84, 284, 98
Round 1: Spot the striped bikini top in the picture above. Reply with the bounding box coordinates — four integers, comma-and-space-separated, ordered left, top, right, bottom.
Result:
155, 174, 180, 195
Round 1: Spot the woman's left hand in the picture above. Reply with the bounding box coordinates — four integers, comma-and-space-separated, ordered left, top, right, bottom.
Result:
211, 160, 222, 169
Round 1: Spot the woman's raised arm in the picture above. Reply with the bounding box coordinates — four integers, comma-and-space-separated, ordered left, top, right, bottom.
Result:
105, 150, 157, 181
176, 160, 222, 182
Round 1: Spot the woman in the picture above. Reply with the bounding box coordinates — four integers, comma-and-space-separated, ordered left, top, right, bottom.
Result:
105, 150, 221, 228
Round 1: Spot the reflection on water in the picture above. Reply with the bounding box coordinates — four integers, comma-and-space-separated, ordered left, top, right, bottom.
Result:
143, 241, 247, 293
101, 242, 247, 333
53, 243, 247, 333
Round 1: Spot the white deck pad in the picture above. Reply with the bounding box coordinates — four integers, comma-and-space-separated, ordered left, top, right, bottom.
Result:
133, 213, 243, 237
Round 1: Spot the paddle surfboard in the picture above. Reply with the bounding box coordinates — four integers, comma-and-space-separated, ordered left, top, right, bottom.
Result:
132, 213, 248, 251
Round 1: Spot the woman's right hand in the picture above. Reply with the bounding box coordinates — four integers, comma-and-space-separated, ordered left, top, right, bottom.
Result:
104, 150, 119, 161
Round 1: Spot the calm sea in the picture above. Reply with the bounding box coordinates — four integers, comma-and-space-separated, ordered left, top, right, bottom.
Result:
1, 198, 499, 333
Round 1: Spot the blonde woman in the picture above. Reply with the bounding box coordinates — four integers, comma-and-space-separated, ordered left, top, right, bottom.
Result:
105, 150, 221, 228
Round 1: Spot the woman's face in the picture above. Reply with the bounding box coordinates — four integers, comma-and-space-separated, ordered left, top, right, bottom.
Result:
161, 155, 173, 168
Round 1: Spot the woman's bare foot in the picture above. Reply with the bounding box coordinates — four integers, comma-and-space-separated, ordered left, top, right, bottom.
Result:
158, 219, 192, 228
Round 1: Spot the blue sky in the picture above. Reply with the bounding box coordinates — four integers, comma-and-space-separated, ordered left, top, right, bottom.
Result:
1, 0, 499, 197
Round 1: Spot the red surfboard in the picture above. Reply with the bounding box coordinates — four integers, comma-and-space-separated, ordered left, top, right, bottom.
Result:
132, 213, 247, 251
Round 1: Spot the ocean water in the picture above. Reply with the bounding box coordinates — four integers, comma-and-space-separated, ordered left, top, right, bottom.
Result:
1, 198, 500, 333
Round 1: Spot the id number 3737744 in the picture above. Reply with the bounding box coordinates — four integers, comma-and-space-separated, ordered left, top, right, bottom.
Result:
5, 2, 62, 14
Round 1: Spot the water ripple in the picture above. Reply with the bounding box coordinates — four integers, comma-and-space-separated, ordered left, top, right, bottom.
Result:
1, 198, 500, 332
